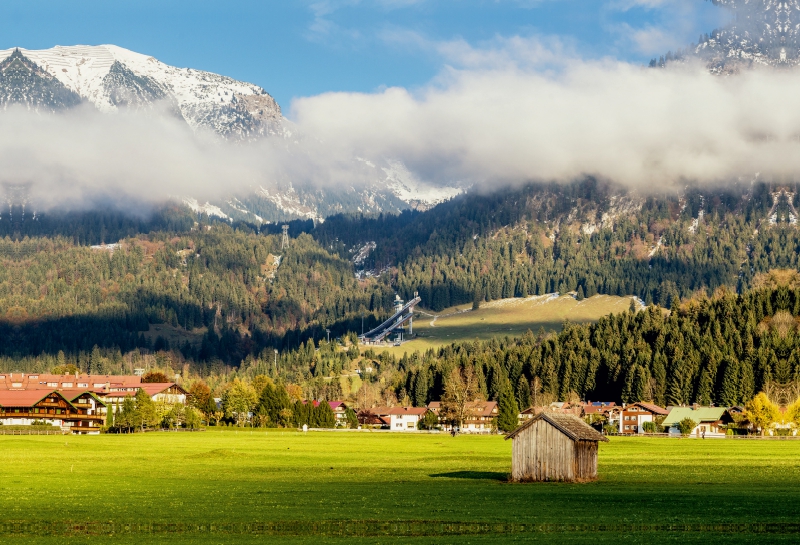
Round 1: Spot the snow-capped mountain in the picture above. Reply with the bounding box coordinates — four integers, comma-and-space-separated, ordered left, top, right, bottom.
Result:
657, 1, 800, 72
0, 45, 282, 139
0, 44, 463, 221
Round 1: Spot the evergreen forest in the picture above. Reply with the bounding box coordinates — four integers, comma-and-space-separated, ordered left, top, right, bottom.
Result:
2, 179, 799, 407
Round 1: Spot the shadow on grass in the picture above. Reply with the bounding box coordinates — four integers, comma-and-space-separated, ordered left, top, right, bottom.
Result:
429, 471, 508, 481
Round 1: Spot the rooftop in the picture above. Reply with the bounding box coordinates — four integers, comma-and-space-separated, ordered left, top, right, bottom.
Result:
505, 412, 609, 442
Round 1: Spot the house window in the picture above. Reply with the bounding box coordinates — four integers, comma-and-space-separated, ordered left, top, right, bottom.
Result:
624, 425, 630, 430
78, 383, 88, 388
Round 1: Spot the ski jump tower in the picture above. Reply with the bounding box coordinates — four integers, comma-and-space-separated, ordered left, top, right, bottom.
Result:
359, 292, 421, 344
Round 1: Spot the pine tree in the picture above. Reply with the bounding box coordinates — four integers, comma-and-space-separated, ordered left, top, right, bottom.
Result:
106, 402, 115, 428
739, 359, 755, 405
496, 385, 520, 433
315, 401, 337, 428
720, 358, 741, 407
516, 374, 531, 410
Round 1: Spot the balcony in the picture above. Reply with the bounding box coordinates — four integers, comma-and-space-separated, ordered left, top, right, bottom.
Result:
0, 411, 102, 421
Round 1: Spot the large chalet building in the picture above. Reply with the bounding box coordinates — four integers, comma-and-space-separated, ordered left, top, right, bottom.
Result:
0, 373, 186, 434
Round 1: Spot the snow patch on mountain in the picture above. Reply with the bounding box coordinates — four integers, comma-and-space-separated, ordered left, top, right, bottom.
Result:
182, 197, 229, 220
258, 185, 318, 221
381, 160, 462, 209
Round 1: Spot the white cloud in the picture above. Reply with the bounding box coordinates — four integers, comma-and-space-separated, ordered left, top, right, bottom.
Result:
6, 33, 798, 211
290, 54, 800, 189
381, 30, 579, 71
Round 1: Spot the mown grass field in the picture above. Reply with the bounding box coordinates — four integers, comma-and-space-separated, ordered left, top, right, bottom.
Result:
371, 294, 636, 356
1, 431, 799, 544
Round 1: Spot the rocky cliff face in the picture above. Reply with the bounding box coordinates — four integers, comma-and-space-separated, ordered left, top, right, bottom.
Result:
0, 49, 82, 111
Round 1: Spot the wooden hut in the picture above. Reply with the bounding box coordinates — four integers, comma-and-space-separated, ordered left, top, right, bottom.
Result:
505, 412, 608, 482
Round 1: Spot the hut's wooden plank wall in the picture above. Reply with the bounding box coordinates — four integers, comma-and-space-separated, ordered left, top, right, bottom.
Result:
511, 420, 600, 482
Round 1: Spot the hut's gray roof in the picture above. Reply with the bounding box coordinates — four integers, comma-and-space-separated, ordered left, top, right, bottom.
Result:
504, 412, 609, 442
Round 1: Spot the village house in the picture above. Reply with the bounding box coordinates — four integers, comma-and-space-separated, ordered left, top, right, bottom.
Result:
369, 406, 428, 430
328, 401, 349, 426
619, 402, 669, 434
0, 389, 106, 434
581, 402, 616, 417
505, 412, 609, 482
303, 400, 352, 426
519, 400, 596, 423
99, 383, 187, 412
518, 406, 537, 421
662, 407, 727, 437
427, 401, 499, 433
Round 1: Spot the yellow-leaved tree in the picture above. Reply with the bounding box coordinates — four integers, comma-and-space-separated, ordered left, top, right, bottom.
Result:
745, 393, 780, 436
784, 399, 800, 428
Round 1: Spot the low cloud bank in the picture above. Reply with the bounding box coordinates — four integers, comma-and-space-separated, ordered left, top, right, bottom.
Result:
292, 59, 800, 189
3, 52, 800, 211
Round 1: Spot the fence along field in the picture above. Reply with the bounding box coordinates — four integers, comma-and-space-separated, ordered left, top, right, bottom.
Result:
1, 431, 799, 544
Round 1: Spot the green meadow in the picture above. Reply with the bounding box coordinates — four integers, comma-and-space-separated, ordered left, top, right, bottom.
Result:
372, 294, 636, 356
1, 431, 799, 544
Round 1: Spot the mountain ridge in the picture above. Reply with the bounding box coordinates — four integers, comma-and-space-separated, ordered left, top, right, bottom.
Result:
0, 44, 462, 222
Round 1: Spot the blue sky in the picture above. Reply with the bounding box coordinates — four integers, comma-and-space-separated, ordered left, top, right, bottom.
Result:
5, 0, 727, 109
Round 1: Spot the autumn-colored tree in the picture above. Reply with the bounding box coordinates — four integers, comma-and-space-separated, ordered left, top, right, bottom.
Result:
52, 363, 79, 375
440, 366, 480, 430
285, 383, 304, 402
142, 371, 171, 384
222, 379, 258, 427
677, 417, 697, 436
785, 399, 800, 426
252, 375, 273, 398
746, 392, 780, 435
134, 389, 159, 430
188, 380, 211, 410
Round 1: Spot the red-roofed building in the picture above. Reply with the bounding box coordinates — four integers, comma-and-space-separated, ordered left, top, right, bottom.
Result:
619, 402, 668, 434
327, 401, 350, 426
368, 406, 430, 431
98, 383, 187, 411
0, 389, 106, 434
0, 373, 186, 422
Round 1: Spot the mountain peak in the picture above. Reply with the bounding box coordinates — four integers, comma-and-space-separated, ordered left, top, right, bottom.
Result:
0, 44, 282, 138
0, 48, 82, 111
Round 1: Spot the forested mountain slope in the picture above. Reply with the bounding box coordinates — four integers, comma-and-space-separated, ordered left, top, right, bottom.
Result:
0, 179, 797, 380
315, 179, 797, 311
0, 224, 393, 364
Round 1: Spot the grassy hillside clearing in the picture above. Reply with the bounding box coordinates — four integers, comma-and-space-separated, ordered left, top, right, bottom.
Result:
370, 293, 638, 356
0, 431, 798, 544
